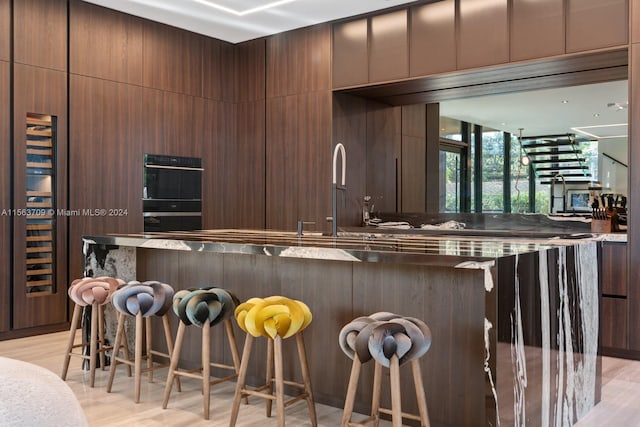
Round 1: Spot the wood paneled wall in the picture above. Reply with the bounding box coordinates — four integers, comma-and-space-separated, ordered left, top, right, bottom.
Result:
69, 0, 143, 85
0, 60, 9, 333
0, 0, 9, 61
265, 24, 332, 232
400, 104, 426, 212
629, 0, 640, 353
13, 0, 67, 71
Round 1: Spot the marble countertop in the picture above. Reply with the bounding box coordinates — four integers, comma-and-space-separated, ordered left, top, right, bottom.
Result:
83, 228, 602, 266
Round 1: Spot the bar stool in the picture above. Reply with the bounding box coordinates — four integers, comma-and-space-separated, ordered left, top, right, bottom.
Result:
229, 296, 317, 427
162, 287, 242, 420
61, 276, 122, 387
106, 280, 179, 403
339, 312, 432, 427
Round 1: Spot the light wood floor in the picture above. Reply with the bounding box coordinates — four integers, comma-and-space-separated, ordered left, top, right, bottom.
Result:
1, 331, 640, 426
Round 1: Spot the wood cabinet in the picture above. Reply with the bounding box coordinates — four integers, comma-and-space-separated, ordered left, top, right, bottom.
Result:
369, 10, 408, 83
69, 0, 143, 85
12, 64, 67, 330
0, 61, 9, 333
600, 241, 629, 353
458, 0, 509, 70
0, 0, 9, 61
332, 19, 368, 88
13, 0, 67, 71
567, 0, 628, 53
511, 0, 564, 61
142, 20, 203, 97
410, 0, 456, 77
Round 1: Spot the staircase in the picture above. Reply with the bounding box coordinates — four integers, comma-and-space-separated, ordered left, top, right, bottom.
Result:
520, 133, 593, 185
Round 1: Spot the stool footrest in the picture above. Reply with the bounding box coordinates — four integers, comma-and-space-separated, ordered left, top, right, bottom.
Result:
378, 407, 422, 422
240, 386, 310, 408
346, 414, 378, 427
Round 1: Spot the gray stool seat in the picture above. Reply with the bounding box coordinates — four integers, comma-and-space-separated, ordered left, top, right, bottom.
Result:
106, 280, 179, 403
339, 312, 432, 427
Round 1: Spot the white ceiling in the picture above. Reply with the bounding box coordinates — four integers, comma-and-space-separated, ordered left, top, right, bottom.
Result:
439, 80, 629, 140
82, 0, 417, 43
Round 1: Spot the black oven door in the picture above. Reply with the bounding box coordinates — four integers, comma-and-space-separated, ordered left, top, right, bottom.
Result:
143, 154, 203, 200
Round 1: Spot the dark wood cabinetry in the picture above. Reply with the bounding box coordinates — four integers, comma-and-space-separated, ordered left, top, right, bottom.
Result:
142, 20, 203, 97
13, 0, 67, 71
601, 242, 630, 353
0, 60, 9, 333
69, 0, 143, 85
12, 64, 68, 330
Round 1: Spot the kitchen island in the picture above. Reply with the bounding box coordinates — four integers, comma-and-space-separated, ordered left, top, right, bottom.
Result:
83, 229, 600, 426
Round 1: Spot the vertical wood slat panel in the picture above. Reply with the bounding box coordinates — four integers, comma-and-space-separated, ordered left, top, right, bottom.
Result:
369, 10, 408, 83
13, 0, 67, 71
511, 0, 565, 61
458, 0, 509, 70
0, 61, 9, 332
68, 75, 143, 281
332, 19, 368, 88
410, 0, 456, 77
0, 0, 9, 61
13, 64, 68, 329
566, 0, 629, 53
69, 0, 143, 85
142, 20, 203, 97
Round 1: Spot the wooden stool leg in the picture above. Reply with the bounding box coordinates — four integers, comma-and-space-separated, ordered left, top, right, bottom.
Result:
296, 333, 317, 427
163, 322, 186, 409
106, 312, 126, 393
98, 305, 106, 370
61, 304, 82, 380
224, 319, 246, 405
229, 334, 254, 427
134, 311, 143, 403
146, 316, 153, 383
371, 361, 382, 427
121, 325, 132, 377
89, 302, 99, 387
162, 314, 181, 392
389, 355, 402, 427
266, 337, 274, 417
341, 357, 362, 427
273, 335, 285, 427
411, 359, 430, 427
202, 321, 211, 420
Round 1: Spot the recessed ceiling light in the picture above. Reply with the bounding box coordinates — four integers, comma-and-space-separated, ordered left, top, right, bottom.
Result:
561, 100, 569, 104
193, 0, 298, 16
593, 113, 600, 117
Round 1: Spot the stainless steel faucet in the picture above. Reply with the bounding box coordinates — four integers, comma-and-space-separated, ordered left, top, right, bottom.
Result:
550, 173, 566, 213
330, 143, 346, 237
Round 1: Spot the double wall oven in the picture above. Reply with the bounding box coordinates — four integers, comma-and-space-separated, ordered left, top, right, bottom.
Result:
143, 154, 203, 232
